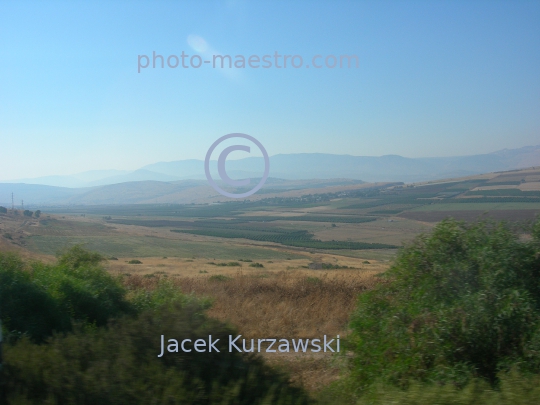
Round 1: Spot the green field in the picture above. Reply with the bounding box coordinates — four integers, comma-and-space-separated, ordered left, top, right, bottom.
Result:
410, 202, 540, 211
26, 235, 306, 259
22, 168, 540, 258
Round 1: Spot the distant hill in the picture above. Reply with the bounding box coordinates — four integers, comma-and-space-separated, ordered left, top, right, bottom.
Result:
0, 178, 366, 207
1, 145, 539, 207
5, 145, 539, 188
138, 145, 540, 183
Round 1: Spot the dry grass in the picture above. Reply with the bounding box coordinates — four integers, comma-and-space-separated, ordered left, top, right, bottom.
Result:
122, 269, 380, 340
120, 266, 384, 392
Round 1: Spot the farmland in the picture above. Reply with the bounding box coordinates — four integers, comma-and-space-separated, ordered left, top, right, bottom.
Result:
1, 167, 540, 398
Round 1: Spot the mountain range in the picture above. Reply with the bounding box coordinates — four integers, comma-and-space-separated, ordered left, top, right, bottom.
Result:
1, 145, 539, 206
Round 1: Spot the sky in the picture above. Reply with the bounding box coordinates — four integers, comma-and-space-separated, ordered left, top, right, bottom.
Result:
0, 0, 539, 180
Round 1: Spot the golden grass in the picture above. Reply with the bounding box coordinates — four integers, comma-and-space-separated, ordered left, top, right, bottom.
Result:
119, 264, 385, 393
122, 268, 380, 339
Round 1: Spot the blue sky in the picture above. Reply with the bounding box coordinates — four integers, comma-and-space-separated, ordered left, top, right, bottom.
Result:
0, 0, 539, 180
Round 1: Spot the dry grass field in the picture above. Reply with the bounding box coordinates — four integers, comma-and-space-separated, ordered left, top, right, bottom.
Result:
0, 212, 387, 392
112, 259, 385, 391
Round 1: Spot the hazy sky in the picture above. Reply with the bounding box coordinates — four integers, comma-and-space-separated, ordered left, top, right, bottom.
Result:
1, 0, 539, 180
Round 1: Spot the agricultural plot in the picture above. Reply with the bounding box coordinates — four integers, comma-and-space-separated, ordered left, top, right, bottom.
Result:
13, 167, 540, 261
26, 234, 306, 259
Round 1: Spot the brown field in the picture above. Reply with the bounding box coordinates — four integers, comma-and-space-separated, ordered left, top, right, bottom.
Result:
312, 217, 433, 245
113, 261, 385, 391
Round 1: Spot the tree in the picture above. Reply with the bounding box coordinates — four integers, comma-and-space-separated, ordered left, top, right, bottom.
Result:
34, 210, 41, 218
349, 218, 540, 390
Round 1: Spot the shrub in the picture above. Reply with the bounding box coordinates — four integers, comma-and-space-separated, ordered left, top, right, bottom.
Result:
128, 259, 142, 264
3, 303, 312, 405
128, 279, 207, 313
0, 206, 7, 213
216, 262, 241, 267
57, 245, 104, 269
23, 210, 33, 217
322, 369, 540, 405
0, 247, 134, 343
249, 263, 264, 268
0, 253, 70, 343
208, 275, 231, 282
348, 218, 540, 393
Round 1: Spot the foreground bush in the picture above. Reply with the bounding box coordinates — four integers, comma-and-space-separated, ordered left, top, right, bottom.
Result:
320, 369, 540, 405
347, 218, 540, 395
0, 248, 312, 404
3, 302, 312, 405
0, 246, 133, 343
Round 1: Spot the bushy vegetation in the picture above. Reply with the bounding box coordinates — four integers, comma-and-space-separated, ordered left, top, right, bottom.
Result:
3, 303, 311, 405
321, 370, 540, 405
208, 274, 231, 282
0, 246, 132, 343
340, 218, 540, 401
128, 259, 143, 264
0, 247, 312, 404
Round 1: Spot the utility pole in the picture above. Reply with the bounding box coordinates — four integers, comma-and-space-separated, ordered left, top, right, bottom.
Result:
21, 200, 24, 210
11, 192, 14, 211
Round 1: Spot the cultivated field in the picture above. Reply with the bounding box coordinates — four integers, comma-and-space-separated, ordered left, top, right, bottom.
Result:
1, 166, 539, 393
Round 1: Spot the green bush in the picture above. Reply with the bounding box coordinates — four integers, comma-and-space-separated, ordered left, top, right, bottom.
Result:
0, 247, 134, 343
1, 249, 312, 404
215, 261, 241, 267
0, 253, 70, 343
347, 218, 540, 394
321, 369, 540, 405
128, 259, 143, 264
208, 275, 231, 282
305, 276, 322, 285
128, 279, 208, 313
3, 303, 312, 405
57, 245, 104, 269
249, 263, 264, 268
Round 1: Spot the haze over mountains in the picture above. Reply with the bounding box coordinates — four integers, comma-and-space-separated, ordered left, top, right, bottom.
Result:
1, 145, 539, 207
